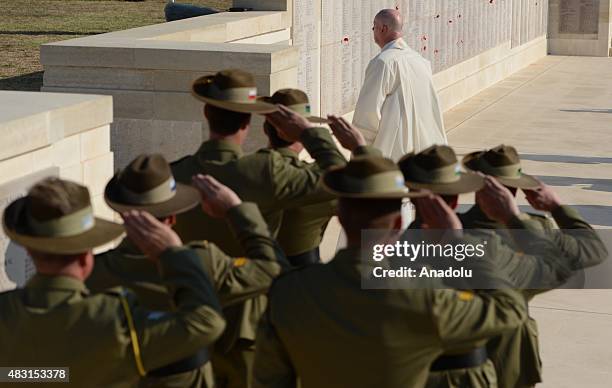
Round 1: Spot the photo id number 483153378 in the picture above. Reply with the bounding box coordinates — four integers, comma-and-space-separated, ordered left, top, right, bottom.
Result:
0, 367, 69, 382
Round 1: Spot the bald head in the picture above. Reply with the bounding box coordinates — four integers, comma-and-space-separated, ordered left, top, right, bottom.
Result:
375, 9, 403, 33
373, 9, 404, 48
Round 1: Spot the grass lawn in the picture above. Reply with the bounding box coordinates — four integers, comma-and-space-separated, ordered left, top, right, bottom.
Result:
0, 0, 231, 91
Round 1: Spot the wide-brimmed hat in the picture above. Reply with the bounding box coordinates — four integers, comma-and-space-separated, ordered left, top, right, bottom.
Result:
462, 145, 540, 189
3, 178, 124, 254
191, 69, 278, 114
259, 88, 328, 124
105, 154, 200, 218
398, 145, 484, 195
322, 156, 423, 199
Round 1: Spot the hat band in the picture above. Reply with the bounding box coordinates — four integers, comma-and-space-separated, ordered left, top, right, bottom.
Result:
287, 103, 312, 117
340, 171, 407, 194
207, 84, 257, 104
119, 176, 177, 205
479, 160, 523, 179
408, 163, 461, 184
27, 205, 95, 237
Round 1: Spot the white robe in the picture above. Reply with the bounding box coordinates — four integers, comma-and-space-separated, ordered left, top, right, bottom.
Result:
353, 38, 448, 161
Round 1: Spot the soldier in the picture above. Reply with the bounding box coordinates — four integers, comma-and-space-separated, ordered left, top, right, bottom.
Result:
0, 177, 225, 387
258, 88, 335, 265
171, 69, 346, 387
399, 145, 593, 387
87, 154, 289, 387
260, 89, 379, 265
460, 145, 608, 388
253, 156, 529, 388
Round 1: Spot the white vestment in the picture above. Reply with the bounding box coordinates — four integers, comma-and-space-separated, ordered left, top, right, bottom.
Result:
353, 38, 448, 161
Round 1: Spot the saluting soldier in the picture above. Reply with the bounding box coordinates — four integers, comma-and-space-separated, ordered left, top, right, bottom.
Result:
253, 156, 529, 388
0, 178, 225, 387
398, 145, 599, 387
460, 145, 608, 388
260, 89, 380, 265
87, 154, 289, 387
171, 69, 346, 388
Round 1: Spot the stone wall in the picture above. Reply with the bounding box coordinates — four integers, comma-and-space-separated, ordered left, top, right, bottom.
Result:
548, 0, 612, 56
41, 11, 298, 169
0, 91, 115, 291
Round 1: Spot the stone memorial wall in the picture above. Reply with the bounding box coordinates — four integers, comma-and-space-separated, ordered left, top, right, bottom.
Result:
0, 91, 116, 291
293, 0, 549, 117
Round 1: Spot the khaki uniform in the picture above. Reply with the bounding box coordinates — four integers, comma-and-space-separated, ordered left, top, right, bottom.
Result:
459, 204, 607, 388
88, 203, 287, 387
274, 147, 336, 261
254, 246, 529, 388
408, 214, 579, 388
0, 248, 225, 388
171, 127, 345, 387
274, 145, 379, 262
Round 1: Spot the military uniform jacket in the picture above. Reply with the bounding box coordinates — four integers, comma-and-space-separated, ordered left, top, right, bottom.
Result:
0, 248, 225, 388
408, 213, 589, 388
88, 203, 288, 310
171, 127, 345, 256
273, 145, 379, 256
273, 147, 337, 256
170, 127, 345, 363
253, 246, 529, 388
459, 204, 608, 388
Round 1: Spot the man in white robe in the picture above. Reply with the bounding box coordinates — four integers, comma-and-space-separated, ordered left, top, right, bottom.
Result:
353, 9, 448, 161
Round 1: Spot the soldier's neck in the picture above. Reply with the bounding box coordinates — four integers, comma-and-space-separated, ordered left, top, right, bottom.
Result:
209, 131, 244, 146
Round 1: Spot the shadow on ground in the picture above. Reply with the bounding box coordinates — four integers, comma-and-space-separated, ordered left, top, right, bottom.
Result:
457, 204, 612, 227
520, 154, 612, 164
560, 108, 612, 114
0, 72, 43, 91
537, 175, 612, 193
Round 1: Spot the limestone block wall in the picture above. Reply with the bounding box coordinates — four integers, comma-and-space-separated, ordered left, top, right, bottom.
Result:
548, 0, 612, 56
0, 91, 115, 290
41, 11, 299, 169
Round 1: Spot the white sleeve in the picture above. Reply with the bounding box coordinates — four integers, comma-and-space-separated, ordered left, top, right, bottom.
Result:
352, 59, 394, 143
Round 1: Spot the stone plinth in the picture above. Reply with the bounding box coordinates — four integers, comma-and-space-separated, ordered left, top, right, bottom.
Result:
0, 91, 116, 291
41, 10, 299, 169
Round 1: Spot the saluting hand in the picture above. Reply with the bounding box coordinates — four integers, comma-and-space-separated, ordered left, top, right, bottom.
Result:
192, 174, 242, 218
327, 115, 367, 152
523, 179, 562, 212
264, 104, 314, 142
476, 176, 521, 225
413, 192, 462, 230
121, 210, 182, 261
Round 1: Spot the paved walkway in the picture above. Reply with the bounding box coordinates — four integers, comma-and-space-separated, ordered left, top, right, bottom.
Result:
446, 55, 612, 387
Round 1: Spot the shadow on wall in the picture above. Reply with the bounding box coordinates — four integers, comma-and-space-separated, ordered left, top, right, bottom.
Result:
2, 241, 33, 291
0, 71, 43, 92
